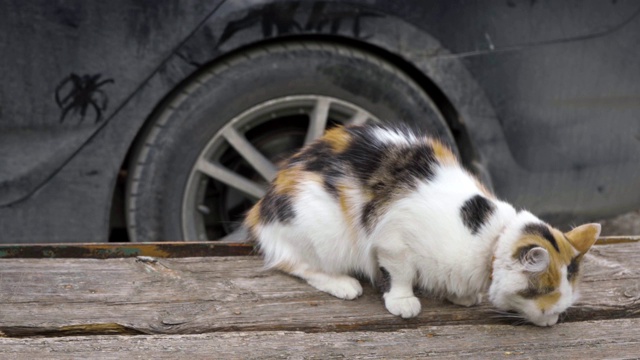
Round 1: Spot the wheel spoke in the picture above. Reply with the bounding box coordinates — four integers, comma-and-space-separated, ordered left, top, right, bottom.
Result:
196, 158, 267, 200
346, 109, 370, 126
222, 127, 278, 182
183, 95, 382, 241
304, 97, 331, 145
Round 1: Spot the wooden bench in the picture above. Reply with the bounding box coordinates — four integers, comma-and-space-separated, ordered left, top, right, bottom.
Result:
1, 238, 639, 358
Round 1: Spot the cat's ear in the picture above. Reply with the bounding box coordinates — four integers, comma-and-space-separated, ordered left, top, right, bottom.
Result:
565, 223, 601, 254
520, 246, 550, 273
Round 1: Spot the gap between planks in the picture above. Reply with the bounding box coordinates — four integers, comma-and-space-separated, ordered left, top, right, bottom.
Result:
0, 318, 639, 359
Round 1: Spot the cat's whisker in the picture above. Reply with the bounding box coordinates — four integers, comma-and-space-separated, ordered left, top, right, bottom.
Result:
487, 309, 520, 316
488, 313, 521, 319
486, 309, 528, 324
513, 319, 531, 326
487, 308, 530, 322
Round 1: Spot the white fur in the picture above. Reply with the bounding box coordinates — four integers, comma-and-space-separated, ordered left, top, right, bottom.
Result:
255, 161, 525, 318
371, 126, 416, 146
370, 166, 515, 300
253, 128, 589, 326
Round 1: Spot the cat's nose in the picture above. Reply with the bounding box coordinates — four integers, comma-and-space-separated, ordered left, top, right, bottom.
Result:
532, 313, 559, 326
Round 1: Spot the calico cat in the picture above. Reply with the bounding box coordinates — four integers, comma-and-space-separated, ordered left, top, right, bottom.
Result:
244, 124, 600, 326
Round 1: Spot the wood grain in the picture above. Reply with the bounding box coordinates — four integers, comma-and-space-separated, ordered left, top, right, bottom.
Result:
0, 243, 638, 337
1, 318, 639, 359
0, 236, 635, 259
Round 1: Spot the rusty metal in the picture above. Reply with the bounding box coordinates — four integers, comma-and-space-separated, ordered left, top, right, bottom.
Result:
0, 242, 255, 259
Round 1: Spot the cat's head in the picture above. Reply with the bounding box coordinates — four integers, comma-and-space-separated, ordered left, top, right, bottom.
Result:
488, 211, 600, 326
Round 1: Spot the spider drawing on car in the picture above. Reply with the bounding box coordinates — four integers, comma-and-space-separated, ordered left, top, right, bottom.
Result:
54, 73, 114, 124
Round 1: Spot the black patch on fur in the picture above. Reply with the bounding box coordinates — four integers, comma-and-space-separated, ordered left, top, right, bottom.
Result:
322, 176, 339, 198
343, 126, 440, 231
259, 189, 295, 224
322, 167, 345, 198
297, 141, 334, 173
567, 257, 579, 281
460, 195, 495, 234
375, 144, 436, 191
523, 223, 560, 252
377, 267, 391, 294
361, 201, 377, 230
407, 144, 437, 182
341, 133, 387, 184
291, 141, 344, 199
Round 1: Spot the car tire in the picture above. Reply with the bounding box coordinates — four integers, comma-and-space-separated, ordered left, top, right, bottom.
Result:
126, 40, 454, 242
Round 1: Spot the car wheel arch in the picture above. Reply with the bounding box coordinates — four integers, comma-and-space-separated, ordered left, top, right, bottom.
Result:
113, 8, 504, 239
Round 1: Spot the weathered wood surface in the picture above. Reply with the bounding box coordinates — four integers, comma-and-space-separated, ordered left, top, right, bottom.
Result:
0, 242, 638, 337
0, 236, 636, 259
0, 242, 255, 259
1, 318, 639, 359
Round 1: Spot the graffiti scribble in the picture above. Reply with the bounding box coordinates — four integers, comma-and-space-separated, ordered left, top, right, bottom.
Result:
217, 3, 302, 46
217, 2, 383, 48
55, 73, 114, 124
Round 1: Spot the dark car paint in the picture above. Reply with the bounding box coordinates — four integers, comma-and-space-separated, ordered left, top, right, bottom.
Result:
0, 0, 224, 206
1, 0, 639, 243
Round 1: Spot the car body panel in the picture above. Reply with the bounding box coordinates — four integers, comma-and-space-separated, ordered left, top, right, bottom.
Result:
0, 0, 224, 205
1, 0, 639, 242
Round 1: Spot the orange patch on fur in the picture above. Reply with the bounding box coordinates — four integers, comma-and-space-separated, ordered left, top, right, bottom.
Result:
431, 140, 457, 165
337, 184, 356, 225
535, 291, 562, 311
336, 183, 360, 242
323, 126, 351, 153
338, 186, 350, 216
565, 223, 600, 254
273, 165, 302, 195
245, 203, 262, 228
304, 170, 324, 184
473, 177, 494, 198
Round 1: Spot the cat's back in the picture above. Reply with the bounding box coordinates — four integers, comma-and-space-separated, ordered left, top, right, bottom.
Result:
245, 124, 502, 277
245, 124, 484, 234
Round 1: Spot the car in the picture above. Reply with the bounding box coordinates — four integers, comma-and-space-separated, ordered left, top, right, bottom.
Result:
1, 0, 639, 244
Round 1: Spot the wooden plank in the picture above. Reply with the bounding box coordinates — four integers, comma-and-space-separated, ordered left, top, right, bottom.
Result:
1, 318, 639, 359
0, 243, 638, 337
0, 242, 254, 259
0, 236, 636, 259
596, 235, 640, 244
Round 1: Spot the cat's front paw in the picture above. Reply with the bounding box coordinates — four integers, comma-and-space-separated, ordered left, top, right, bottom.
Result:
384, 295, 421, 318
